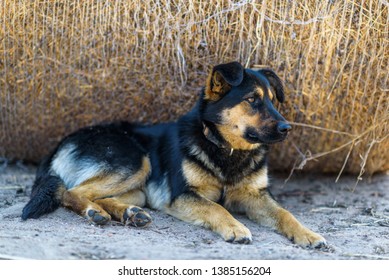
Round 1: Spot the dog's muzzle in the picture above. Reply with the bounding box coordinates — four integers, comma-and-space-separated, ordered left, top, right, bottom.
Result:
244, 121, 292, 144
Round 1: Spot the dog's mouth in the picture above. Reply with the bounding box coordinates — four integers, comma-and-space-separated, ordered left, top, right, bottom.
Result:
245, 131, 262, 143
244, 129, 289, 145
244, 133, 287, 144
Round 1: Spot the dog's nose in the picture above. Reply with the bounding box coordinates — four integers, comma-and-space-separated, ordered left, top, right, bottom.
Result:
277, 122, 292, 134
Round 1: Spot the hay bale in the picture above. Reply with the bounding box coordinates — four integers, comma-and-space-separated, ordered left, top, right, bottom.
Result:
0, 0, 388, 177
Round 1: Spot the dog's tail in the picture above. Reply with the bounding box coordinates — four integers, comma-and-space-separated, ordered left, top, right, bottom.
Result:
21, 158, 65, 220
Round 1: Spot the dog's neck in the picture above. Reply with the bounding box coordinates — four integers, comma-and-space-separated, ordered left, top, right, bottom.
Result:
202, 122, 234, 156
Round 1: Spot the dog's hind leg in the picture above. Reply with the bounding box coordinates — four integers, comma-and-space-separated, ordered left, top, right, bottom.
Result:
62, 157, 151, 225
62, 189, 111, 225
94, 189, 152, 227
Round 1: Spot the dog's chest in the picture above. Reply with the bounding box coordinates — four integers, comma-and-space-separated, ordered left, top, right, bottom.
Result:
182, 157, 268, 202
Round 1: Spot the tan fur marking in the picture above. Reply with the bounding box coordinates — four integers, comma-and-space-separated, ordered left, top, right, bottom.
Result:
224, 185, 326, 247
234, 166, 268, 189
94, 197, 132, 222
93, 190, 144, 220
217, 104, 261, 150
255, 87, 264, 99
224, 186, 276, 225
268, 89, 274, 101
275, 208, 325, 246
205, 72, 231, 101
94, 189, 147, 220
205, 73, 217, 101
112, 189, 147, 207
182, 160, 222, 202
61, 157, 150, 220
69, 156, 150, 201
62, 190, 110, 219
94, 190, 149, 224
255, 85, 274, 100
166, 194, 252, 242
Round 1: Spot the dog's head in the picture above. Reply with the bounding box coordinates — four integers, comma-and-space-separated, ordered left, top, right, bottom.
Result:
202, 61, 291, 150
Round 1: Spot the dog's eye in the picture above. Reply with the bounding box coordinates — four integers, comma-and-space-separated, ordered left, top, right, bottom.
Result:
246, 96, 256, 103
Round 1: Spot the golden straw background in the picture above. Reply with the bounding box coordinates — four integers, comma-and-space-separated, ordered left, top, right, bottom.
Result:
0, 0, 388, 179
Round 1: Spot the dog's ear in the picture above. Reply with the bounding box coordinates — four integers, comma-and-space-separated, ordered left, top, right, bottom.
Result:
258, 68, 285, 103
205, 61, 244, 101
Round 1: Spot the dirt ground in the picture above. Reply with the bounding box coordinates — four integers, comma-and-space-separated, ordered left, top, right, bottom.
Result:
0, 163, 388, 260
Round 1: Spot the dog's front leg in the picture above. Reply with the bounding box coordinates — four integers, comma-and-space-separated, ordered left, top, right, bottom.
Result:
224, 186, 326, 248
166, 192, 252, 244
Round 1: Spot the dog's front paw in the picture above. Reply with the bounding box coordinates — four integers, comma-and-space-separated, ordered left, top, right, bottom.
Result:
290, 227, 327, 248
220, 222, 252, 244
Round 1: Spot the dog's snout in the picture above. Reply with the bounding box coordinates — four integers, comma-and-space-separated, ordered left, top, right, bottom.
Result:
277, 122, 292, 134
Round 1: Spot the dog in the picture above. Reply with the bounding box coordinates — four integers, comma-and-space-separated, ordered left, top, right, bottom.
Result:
22, 61, 326, 247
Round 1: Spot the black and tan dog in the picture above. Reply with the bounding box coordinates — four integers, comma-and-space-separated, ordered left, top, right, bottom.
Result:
22, 62, 326, 247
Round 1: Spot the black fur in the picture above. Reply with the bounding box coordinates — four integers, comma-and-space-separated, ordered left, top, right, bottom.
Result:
22, 152, 63, 220
22, 175, 63, 220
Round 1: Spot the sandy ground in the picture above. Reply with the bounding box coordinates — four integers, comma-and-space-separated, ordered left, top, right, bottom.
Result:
0, 163, 388, 260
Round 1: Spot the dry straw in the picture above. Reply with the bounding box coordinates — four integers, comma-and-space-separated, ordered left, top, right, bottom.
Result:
0, 0, 388, 178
